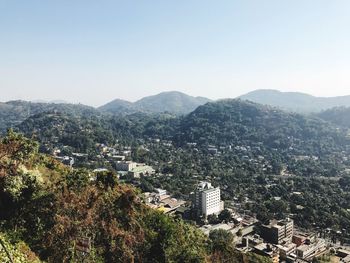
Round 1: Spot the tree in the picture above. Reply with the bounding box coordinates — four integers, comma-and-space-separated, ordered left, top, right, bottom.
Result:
65, 168, 89, 191
218, 209, 232, 223
207, 214, 219, 224
209, 229, 237, 262
95, 170, 118, 189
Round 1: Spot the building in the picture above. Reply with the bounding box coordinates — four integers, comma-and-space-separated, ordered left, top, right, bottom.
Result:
193, 181, 222, 217
276, 242, 296, 260
242, 234, 265, 249
261, 218, 294, 245
199, 223, 234, 236
295, 238, 326, 260
144, 191, 185, 214
155, 188, 167, 196
115, 161, 137, 172
337, 249, 350, 263
128, 165, 155, 178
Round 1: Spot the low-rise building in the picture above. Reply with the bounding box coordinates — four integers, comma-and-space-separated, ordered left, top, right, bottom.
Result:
155, 188, 167, 196
261, 218, 294, 245
292, 232, 310, 247
336, 249, 350, 262
295, 238, 326, 260
276, 242, 296, 260
116, 161, 137, 172
128, 165, 155, 178
199, 223, 235, 236
144, 191, 185, 214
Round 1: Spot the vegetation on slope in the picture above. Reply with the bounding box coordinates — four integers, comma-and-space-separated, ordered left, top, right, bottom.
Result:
317, 106, 350, 128
0, 233, 42, 263
0, 131, 271, 262
0, 100, 100, 133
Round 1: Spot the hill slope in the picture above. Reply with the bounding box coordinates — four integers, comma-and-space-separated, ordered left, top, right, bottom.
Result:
0, 100, 100, 132
174, 99, 350, 176
99, 91, 211, 115
97, 98, 135, 114
0, 131, 270, 263
239, 89, 350, 113
317, 106, 350, 128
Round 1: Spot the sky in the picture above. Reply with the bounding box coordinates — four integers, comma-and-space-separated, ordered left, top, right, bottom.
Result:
1, 0, 350, 107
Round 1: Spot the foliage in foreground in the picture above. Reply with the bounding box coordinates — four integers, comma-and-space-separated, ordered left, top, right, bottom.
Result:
0, 131, 271, 262
0, 233, 42, 263
0, 137, 207, 261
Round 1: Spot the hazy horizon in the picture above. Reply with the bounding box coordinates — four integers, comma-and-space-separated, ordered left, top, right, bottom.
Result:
1, 1, 350, 106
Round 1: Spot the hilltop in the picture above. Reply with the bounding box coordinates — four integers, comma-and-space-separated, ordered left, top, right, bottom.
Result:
99, 91, 212, 115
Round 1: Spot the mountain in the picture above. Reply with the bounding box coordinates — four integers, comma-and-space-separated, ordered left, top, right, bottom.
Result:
0, 100, 100, 132
317, 106, 350, 128
133, 91, 212, 114
99, 91, 212, 115
174, 99, 350, 176
176, 99, 347, 149
97, 98, 135, 114
239, 89, 350, 113
18, 99, 350, 178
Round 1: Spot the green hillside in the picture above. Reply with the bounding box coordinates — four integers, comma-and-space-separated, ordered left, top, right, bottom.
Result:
0, 100, 100, 133
317, 106, 350, 128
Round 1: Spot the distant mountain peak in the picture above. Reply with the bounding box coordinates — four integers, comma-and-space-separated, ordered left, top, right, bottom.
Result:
100, 91, 212, 115
239, 89, 350, 113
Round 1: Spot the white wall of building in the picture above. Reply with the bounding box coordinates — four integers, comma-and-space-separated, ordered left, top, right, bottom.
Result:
201, 188, 221, 216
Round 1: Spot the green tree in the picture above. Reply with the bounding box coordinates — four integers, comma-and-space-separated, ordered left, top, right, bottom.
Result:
218, 209, 232, 223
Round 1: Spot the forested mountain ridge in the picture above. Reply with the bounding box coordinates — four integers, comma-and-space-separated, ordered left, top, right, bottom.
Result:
13, 99, 350, 181
176, 99, 348, 150
0, 100, 100, 132
0, 91, 210, 133
172, 99, 350, 177
17, 111, 179, 154
239, 89, 350, 113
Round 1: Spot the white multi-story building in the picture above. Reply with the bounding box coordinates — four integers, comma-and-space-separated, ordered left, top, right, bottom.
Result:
193, 181, 222, 217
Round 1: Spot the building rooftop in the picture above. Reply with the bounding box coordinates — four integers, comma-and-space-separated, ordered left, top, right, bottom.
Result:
202, 187, 220, 194
197, 181, 213, 190
199, 223, 234, 235
130, 165, 154, 173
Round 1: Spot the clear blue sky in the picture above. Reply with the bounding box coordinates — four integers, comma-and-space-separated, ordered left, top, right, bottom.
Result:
1, 0, 350, 106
